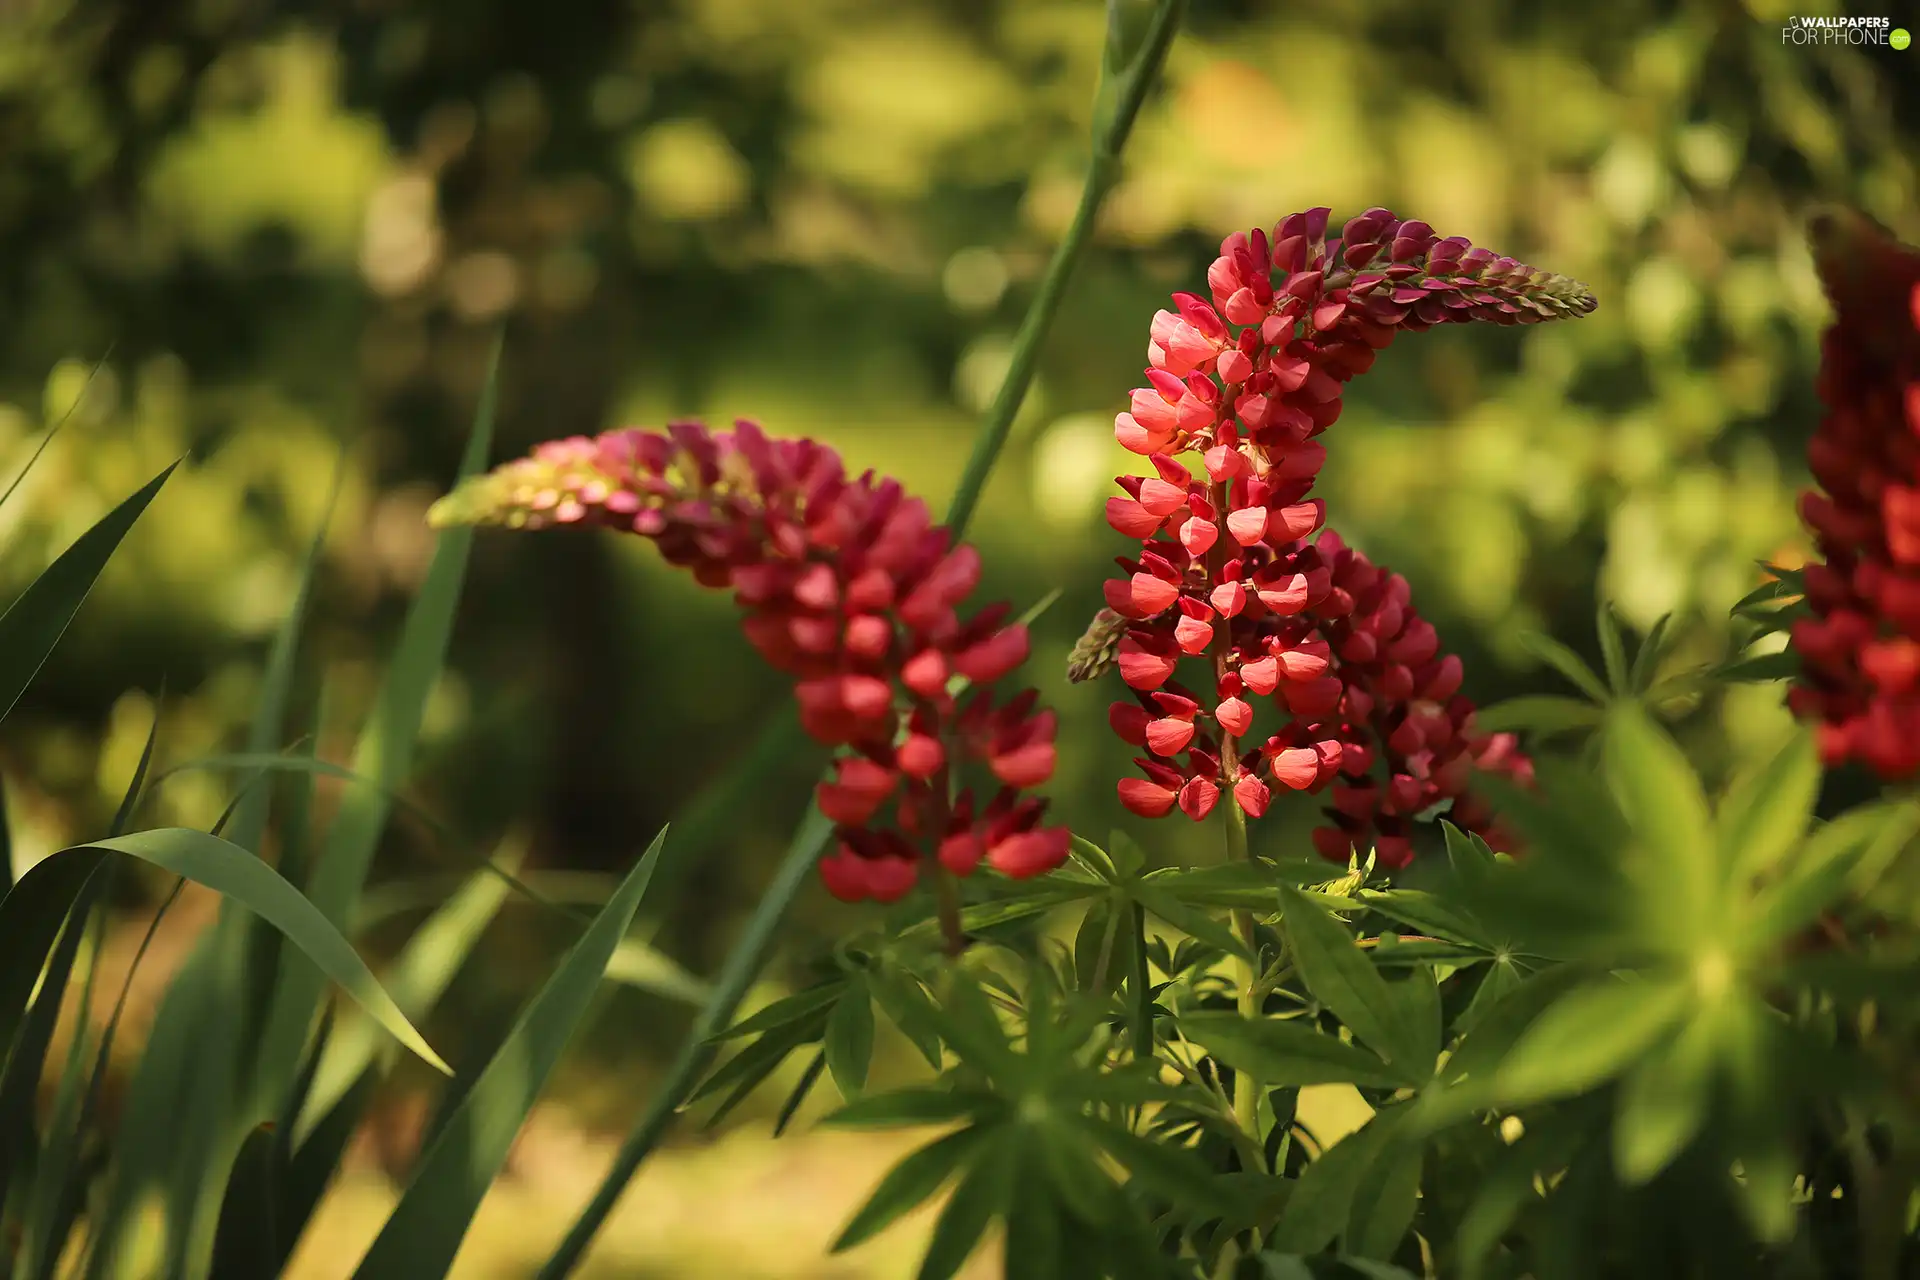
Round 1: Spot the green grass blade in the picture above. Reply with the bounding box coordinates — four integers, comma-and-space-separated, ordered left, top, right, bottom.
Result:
254, 337, 501, 1104
0, 777, 13, 898
0, 460, 178, 727
535, 808, 834, 1279
208, 1123, 279, 1280
0, 346, 112, 515
349, 826, 669, 1280
149, 752, 570, 919
7, 830, 449, 1074
0, 863, 106, 1222
294, 836, 524, 1144
15, 700, 161, 1278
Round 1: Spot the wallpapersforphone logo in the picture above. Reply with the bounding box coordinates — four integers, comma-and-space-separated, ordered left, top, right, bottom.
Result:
1781, 15, 1908, 47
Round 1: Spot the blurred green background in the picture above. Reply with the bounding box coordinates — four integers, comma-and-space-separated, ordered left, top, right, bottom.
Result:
0, 0, 1914, 1273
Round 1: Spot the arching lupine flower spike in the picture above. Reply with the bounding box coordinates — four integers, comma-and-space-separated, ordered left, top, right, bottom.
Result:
1087, 208, 1592, 866
1789, 208, 1920, 780
429, 420, 1070, 903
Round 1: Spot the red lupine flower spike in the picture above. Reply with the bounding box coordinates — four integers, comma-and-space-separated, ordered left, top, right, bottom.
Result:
431, 419, 1070, 902
1089, 209, 1586, 864
1789, 209, 1920, 780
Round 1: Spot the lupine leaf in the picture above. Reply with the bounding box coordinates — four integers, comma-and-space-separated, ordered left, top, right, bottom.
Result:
825, 976, 876, 1098
1347, 1138, 1421, 1260
1495, 974, 1689, 1106
914, 1140, 1010, 1280
1357, 889, 1490, 949
1267, 1110, 1405, 1255
1182, 1012, 1410, 1089
868, 968, 945, 1069
692, 1012, 828, 1125
1596, 601, 1628, 695
1747, 802, 1920, 947
772, 1051, 827, 1138
1601, 705, 1714, 923
1279, 884, 1407, 1067
824, 1085, 999, 1131
348, 826, 666, 1280
1719, 728, 1820, 883
830, 1125, 992, 1253
1514, 631, 1609, 703
1470, 694, 1605, 737
1612, 1013, 1713, 1185
1712, 651, 1799, 683
1068, 834, 1119, 882
1110, 829, 1148, 878
709, 982, 846, 1042
1002, 1131, 1064, 1280
1134, 882, 1252, 960
1627, 612, 1675, 693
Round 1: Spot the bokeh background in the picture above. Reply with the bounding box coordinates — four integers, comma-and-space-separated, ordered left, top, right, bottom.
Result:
1, 0, 1916, 1274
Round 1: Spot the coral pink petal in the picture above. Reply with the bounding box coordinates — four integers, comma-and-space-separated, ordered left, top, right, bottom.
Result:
1227, 507, 1269, 545
1118, 777, 1178, 818
1271, 747, 1322, 790
1145, 717, 1197, 756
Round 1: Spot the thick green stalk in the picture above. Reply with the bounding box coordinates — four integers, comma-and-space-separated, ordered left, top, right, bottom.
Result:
537, 6, 1188, 1274
1222, 803, 1261, 1147
535, 808, 832, 1280
941, 0, 1188, 538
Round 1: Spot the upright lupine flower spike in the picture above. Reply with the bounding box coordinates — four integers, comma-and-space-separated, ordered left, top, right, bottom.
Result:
1788, 208, 1920, 780
430, 420, 1070, 902
1096, 209, 1590, 865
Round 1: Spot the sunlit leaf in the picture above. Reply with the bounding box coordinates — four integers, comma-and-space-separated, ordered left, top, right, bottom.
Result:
1496, 973, 1689, 1107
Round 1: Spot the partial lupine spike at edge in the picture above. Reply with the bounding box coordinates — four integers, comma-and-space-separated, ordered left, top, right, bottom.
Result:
1101, 208, 1567, 867
425, 420, 1071, 902
1788, 207, 1920, 781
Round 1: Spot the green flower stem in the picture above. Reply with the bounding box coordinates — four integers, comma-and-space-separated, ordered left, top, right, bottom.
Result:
940, 0, 1188, 539
1130, 900, 1153, 1062
1223, 806, 1262, 1153
536, 807, 833, 1280
537, 4, 1188, 1274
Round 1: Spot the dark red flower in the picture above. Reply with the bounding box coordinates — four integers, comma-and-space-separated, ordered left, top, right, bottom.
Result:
1093, 209, 1587, 863
430, 419, 1069, 901
1788, 209, 1920, 780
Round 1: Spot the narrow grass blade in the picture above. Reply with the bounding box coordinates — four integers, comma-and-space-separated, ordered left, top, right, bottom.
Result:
5, 830, 449, 1074
535, 807, 834, 1280
349, 826, 668, 1280
294, 835, 525, 1144
0, 346, 112, 515
208, 1122, 279, 1280
256, 337, 502, 1103
0, 460, 177, 727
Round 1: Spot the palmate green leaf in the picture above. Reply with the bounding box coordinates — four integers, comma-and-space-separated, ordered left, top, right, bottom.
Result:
1384, 965, 1441, 1077
1267, 1109, 1406, 1256
1468, 694, 1605, 738
869, 968, 945, 1069
1073, 1113, 1217, 1212
1347, 1137, 1420, 1261
1627, 612, 1675, 693
1601, 704, 1714, 923
294, 840, 523, 1144
1494, 973, 1689, 1107
1182, 1012, 1411, 1090
830, 1124, 994, 1253
1746, 801, 1920, 948
1596, 601, 1629, 695
1068, 833, 1120, 882
1133, 882, 1250, 960
1514, 630, 1610, 704
711, 981, 846, 1042
694, 1010, 829, 1128
1002, 1130, 1064, 1280
1612, 1012, 1714, 1185
0, 459, 177, 728
1279, 885, 1409, 1069
1712, 650, 1799, 683
1719, 729, 1820, 883
1357, 889, 1491, 950
1110, 829, 1148, 878
349, 826, 666, 1280
915, 1140, 1010, 1280
1452, 1113, 1587, 1280
772, 1051, 827, 1138
1074, 897, 1127, 997
824, 1085, 1001, 1131
1145, 860, 1292, 909
825, 975, 876, 1098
